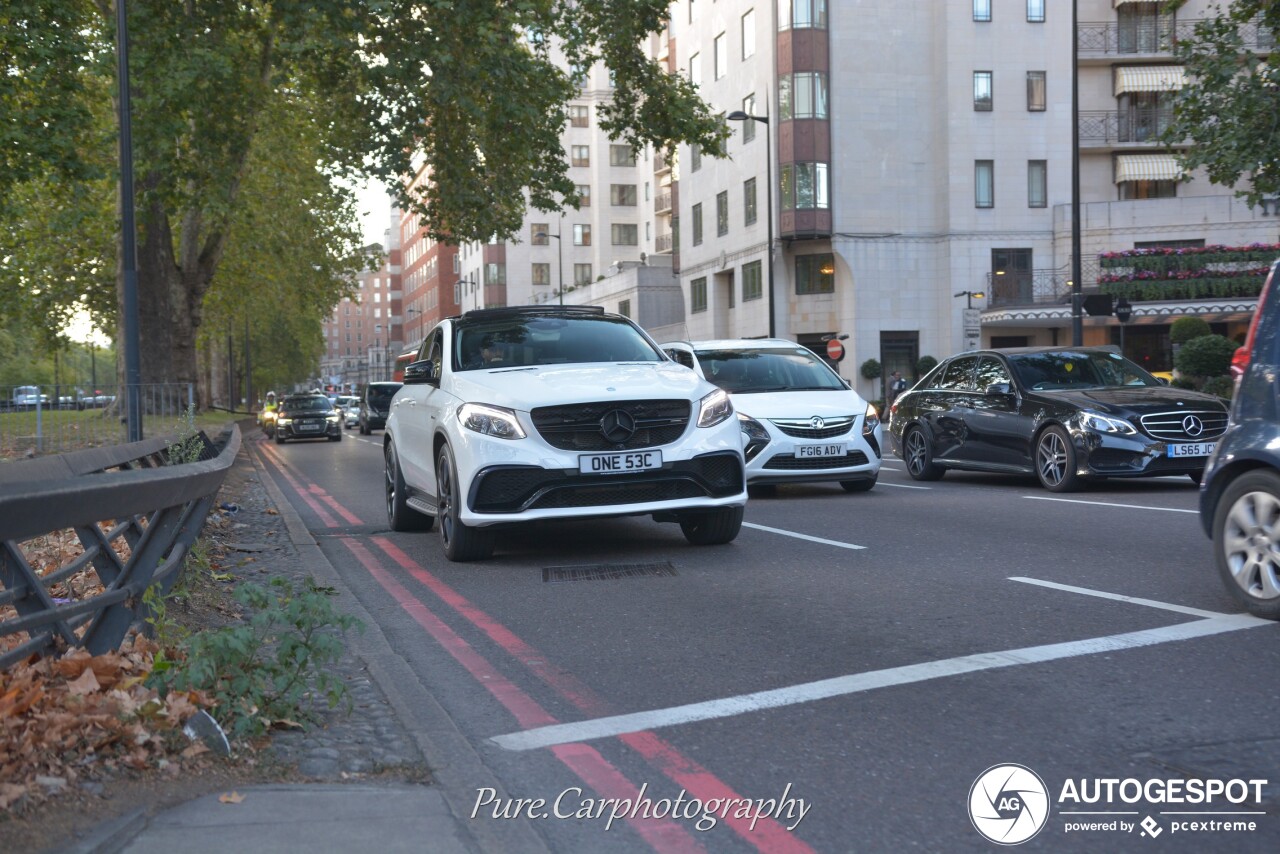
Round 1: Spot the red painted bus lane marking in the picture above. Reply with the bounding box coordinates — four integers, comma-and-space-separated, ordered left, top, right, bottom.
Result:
254, 442, 338, 527
369, 536, 813, 854
338, 537, 705, 854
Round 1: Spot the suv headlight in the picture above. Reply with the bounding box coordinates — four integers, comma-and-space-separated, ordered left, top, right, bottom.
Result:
327, 413, 340, 422
697, 388, 733, 427
738, 412, 769, 443
863, 402, 880, 436
459, 402, 526, 439
1079, 410, 1136, 436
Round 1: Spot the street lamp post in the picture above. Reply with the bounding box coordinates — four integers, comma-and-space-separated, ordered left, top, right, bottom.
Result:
726, 108, 774, 338
1071, 0, 1084, 346
954, 290, 986, 309
535, 222, 564, 305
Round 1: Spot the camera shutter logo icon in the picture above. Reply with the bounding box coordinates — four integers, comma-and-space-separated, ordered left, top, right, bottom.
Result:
968, 764, 1050, 845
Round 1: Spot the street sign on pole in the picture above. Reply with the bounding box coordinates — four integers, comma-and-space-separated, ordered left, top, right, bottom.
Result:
963, 308, 982, 351
826, 339, 845, 362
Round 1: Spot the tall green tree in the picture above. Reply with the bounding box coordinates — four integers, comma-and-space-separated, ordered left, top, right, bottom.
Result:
1165, 1, 1280, 207
2, 1, 727, 388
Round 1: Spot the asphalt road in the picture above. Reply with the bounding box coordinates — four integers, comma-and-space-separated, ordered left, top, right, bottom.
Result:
250, 426, 1280, 853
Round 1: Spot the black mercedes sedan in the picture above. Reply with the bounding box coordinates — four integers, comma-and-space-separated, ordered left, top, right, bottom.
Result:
887, 347, 1229, 491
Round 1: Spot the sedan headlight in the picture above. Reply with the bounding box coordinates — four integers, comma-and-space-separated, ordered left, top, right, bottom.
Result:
327, 414, 341, 422
276, 416, 292, 425
1079, 410, 1136, 436
697, 388, 734, 428
863, 402, 880, 436
459, 402, 526, 439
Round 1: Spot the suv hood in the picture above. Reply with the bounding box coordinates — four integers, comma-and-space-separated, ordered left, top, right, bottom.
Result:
1029, 386, 1227, 416
452, 363, 711, 410
728, 388, 865, 419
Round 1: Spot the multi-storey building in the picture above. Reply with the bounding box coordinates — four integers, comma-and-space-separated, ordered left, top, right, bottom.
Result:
400, 159, 461, 350
319, 206, 405, 388
664, 0, 1278, 400
455, 56, 652, 315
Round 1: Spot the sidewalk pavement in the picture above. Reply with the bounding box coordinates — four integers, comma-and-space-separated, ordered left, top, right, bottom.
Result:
64, 785, 471, 854
54, 425, 548, 853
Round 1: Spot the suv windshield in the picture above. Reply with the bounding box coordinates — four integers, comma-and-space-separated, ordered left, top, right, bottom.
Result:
283, 396, 332, 412
694, 347, 845, 393
1009, 350, 1161, 390
366, 384, 402, 405
453, 316, 662, 371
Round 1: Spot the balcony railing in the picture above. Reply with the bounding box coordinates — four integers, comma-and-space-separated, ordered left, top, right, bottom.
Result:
986, 261, 1101, 309
654, 152, 671, 173
654, 233, 673, 253
1078, 108, 1175, 147
654, 192, 672, 213
1078, 19, 1274, 57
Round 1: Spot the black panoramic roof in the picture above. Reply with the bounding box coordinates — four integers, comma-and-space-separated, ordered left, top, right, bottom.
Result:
974, 345, 1123, 356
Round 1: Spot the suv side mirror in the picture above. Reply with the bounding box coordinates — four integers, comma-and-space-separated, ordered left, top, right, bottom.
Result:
403, 360, 438, 385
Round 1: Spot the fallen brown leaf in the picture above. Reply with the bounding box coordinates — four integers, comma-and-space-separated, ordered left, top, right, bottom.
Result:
219, 791, 246, 804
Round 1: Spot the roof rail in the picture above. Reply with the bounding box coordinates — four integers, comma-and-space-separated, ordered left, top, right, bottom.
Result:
461, 305, 606, 320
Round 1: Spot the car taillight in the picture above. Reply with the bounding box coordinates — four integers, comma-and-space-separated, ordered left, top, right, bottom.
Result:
1234, 265, 1277, 378
1231, 345, 1250, 379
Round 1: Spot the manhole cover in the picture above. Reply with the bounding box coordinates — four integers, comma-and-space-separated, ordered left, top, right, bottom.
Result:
542, 561, 678, 583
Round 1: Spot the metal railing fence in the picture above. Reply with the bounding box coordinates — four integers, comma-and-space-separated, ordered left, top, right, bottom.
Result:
0, 383, 195, 458
0, 425, 240, 669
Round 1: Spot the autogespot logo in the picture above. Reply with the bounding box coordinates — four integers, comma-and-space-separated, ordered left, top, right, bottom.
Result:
968, 764, 1050, 845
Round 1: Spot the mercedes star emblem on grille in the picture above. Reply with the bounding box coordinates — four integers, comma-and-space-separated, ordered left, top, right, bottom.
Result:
810, 416, 826, 430
1182, 415, 1204, 437
600, 409, 637, 444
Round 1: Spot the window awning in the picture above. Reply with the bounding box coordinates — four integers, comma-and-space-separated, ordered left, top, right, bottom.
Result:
1113, 0, 1158, 7
1114, 66, 1185, 96
1114, 154, 1182, 183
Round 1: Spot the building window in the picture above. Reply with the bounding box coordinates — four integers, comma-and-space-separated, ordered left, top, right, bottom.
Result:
1028, 160, 1047, 208
974, 0, 991, 23
485, 262, 505, 285
1119, 180, 1177, 200
609, 145, 636, 167
692, 203, 704, 246
778, 72, 828, 119
716, 191, 729, 236
691, 277, 708, 313
742, 260, 763, 302
569, 105, 589, 127
779, 162, 830, 210
612, 224, 639, 245
741, 94, 757, 141
531, 223, 549, 245
645, 221, 651, 241
532, 263, 550, 286
795, 254, 836, 295
573, 224, 592, 245
744, 177, 758, 225
779, 0, 828, 30
1024, 160, 1044, 208
1027, 0, 1044, 23
618, 299, 631, 318
714, 32, 727, 80
610, 184, 637, 206
974, 71, 993, 111
571, 145, 590, 167
576, 184, 591, 206
574, 263, 593, 285
742, 9, 756, 59
691, 143, 702, 172
689, 52, 701, 88
1027, 71, 1046, 111
975, 160, 994, 208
